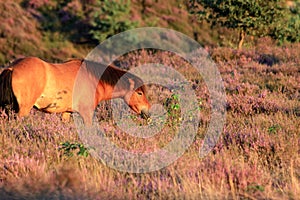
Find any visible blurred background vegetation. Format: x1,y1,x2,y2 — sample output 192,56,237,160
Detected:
0,1,299,199
0,0,299,65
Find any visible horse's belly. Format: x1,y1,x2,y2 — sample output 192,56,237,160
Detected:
34,92,72,113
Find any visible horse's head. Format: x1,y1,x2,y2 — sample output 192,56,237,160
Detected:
99,65,151,119
124,79,150,119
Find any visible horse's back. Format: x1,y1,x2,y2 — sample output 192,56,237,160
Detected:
10,57,81,115
35,59,81,113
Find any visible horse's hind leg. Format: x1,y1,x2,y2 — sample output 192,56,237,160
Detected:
12,84,39,118
62,112,72,122
13,90,41,117
11,67,45,118
17,104,34,117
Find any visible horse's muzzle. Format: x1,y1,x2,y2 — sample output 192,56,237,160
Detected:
141,109,150,120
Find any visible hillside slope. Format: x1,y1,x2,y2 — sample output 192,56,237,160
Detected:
0,0,214,66
0,1,88,65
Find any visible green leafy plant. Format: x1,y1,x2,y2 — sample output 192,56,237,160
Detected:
164,94,182,126
268,124,281,134
166,94,180,113
59,141,89,157
246,184,265,192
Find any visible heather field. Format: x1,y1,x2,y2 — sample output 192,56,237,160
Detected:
0,0,300,199
0,40,299,199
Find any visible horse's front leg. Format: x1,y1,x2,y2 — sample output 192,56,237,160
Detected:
62,112,72,123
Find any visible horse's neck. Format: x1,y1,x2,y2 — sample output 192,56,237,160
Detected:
101,66,128,99
87,64,129,102
97,82,127,101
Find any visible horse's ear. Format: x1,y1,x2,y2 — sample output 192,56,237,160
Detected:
128,78,135,90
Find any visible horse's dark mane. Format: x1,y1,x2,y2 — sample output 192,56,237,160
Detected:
83,60,146,93
7,57,25,67
63,59,83,64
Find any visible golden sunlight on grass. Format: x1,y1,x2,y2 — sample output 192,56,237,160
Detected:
0,42,299,199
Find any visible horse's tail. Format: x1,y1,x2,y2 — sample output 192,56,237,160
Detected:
0,69,19,113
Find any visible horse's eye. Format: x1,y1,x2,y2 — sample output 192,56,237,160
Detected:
137,91,143,96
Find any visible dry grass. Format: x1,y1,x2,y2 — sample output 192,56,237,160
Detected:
0,43,299,199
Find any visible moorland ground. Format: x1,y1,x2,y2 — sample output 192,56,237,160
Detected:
0,40,299,199
0,1,299,199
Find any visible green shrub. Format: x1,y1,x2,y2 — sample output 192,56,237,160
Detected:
89,0,138,43
271,1,300,44
190,0,299,48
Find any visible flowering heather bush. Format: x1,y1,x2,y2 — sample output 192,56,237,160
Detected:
0,44,299,199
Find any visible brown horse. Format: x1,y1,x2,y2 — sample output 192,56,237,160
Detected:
0,57,150,125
